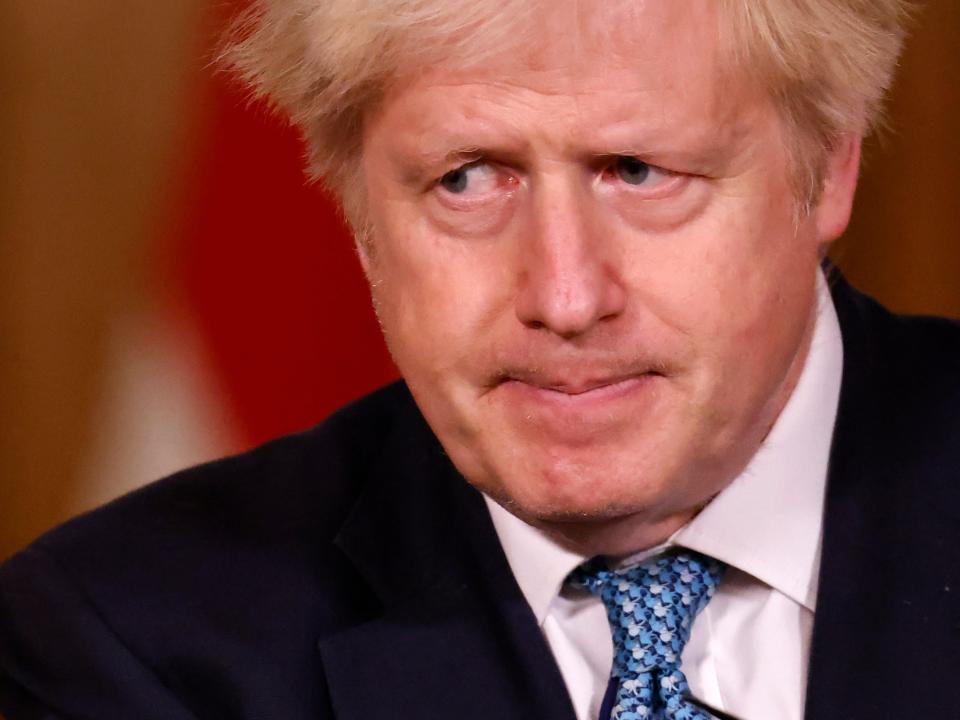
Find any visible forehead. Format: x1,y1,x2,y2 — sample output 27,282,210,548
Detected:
506,0,722,79
367,0,759,162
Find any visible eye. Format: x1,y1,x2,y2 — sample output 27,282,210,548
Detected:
610,155,676,186
602,156,683,193
437,161,500,196
614,156,652,185
440,167,469,193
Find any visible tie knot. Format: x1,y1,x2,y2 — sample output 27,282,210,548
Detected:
569,550,725,676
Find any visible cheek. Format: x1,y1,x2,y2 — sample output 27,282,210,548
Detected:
366,219,513,383
630,185,818,377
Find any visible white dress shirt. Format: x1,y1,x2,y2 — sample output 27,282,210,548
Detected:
484,272,843,720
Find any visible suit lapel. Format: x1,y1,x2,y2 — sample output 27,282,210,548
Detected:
805,274,960,718
319,391,577,720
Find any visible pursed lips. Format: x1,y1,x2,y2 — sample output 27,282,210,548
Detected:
516,374,648,395
494,371,661,409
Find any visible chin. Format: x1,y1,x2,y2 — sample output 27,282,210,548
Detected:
487,474,700,557
479,455,675,525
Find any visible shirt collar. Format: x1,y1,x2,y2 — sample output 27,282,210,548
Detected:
485,271,843,623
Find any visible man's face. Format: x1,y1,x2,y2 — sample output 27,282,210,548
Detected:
359,1,856,551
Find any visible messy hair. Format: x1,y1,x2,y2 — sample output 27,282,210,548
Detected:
222,0,910,229
719,0,910,212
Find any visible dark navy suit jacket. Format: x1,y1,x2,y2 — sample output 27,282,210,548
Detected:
1,278,959,719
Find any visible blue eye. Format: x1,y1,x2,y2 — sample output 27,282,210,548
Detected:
437,161,500,196
440,167,470,193
614,156,651,185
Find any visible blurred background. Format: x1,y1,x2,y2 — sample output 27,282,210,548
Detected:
1,1,957,560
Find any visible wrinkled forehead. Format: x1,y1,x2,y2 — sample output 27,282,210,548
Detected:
510,0,723,75
336,0,767,227
369,1,754,150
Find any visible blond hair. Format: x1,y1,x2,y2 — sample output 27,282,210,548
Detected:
720,0,910,210
222,0,910,227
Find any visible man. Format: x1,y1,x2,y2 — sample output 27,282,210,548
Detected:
1,1,957,718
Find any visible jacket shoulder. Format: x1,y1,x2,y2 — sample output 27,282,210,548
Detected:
835,283,960,427
0,380,414,719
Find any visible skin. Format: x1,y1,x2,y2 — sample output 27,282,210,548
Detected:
358,0,861,556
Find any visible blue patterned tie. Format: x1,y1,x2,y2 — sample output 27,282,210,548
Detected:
569,551,726,720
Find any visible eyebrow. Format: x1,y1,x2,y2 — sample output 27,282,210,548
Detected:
389,112,754,183
389,147,478,186
587,145,738,175
581,119,756,175
391,136,532,184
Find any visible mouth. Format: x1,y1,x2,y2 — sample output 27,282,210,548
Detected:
513,373,656,395
493,370,662,411
482,367,667,443
493,365,662,394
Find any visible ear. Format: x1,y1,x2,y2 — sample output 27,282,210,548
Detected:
814,133,862,244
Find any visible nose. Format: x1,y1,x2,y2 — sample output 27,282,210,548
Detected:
514,180,627,338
